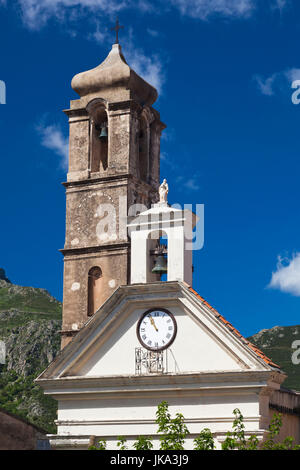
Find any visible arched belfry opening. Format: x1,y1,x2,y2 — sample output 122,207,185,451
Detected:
88,266,103,317
87,100,108,174
138,116,149,183
149,230,168,282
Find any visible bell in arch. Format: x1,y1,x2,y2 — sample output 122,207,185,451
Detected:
152,254,168,275
98,125,108,140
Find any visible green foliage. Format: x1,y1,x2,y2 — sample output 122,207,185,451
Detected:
261,413,282,450
89,440,107,450
0,285,62,315
221,410,300,451
0,281,62,434
156,400,189,450
248,325,300,391
0,365,57,433
193,428,215,450
222,408,250,450
133,436,153,450
88,402,300,451
261,413,300,450
117,436,128,450
246,435,260,450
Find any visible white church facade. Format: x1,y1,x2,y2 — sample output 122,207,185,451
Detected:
36,32,300,450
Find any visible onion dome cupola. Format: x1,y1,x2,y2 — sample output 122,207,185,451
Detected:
71,43,158,106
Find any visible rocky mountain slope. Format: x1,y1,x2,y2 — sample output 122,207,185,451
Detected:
0,270,61,433
248,324,300,391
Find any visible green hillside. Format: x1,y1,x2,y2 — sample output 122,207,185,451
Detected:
248,324,300,391
0,271,61,433
0,281,61,315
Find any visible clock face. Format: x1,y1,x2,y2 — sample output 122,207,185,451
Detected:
137,308,177,351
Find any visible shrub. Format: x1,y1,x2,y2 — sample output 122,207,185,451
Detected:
88,401,300,451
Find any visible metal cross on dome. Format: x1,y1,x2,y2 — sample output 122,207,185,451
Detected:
111,18,124,44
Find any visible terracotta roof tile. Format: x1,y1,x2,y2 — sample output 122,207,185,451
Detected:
183,282,281,369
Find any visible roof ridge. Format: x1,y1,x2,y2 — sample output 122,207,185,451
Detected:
182,282,281,370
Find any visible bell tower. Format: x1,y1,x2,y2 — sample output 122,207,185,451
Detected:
60,41,166,348
128,189,196,287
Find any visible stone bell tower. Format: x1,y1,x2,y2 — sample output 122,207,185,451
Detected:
60,40,166,348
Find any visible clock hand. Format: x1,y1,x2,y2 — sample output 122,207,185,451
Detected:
149,315,158,332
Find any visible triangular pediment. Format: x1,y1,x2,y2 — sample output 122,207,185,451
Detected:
37,282,279,383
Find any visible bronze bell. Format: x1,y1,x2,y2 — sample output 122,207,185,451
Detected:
98,126,108,140
152,254,168,275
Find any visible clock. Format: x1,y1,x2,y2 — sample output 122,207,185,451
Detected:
137,308,177,351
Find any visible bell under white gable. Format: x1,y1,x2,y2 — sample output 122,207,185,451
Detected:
128,202,198,285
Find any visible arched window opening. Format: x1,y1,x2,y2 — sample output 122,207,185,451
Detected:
138,118,148,182
148,120,158,185
88,266,103,316
91,108,108,173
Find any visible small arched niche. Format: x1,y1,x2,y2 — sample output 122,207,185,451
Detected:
87,100,108,174
87,266,103,316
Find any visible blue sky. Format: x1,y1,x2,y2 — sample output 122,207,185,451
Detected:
1,0,300,337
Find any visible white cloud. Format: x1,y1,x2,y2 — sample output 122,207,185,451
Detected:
268,253,300,296
253,73,278,96
161,128,175,142
147,28,160,37
184,178,201,191
285,68,300,83
175,174,201,191
121,28,166,94
136,0,154,13
1,0,291,30
271,0,290,12
88,23,109,44
160,151,168,162
125,47,165,94
11,0,126,29
254,67,300,97
170,0,255,20
37,124,69,171
161,154,201,191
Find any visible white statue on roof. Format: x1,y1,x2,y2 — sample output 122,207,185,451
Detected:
159,178,169,203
